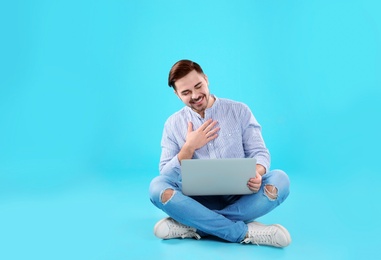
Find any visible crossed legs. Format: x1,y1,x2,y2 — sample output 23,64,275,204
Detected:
149,170,290,242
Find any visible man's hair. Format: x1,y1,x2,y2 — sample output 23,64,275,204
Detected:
168,59,204,89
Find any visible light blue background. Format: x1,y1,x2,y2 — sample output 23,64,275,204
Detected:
1,0,380,259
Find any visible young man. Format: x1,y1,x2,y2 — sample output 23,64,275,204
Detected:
149,60,291,247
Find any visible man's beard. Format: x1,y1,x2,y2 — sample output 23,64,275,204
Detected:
190,94,209,113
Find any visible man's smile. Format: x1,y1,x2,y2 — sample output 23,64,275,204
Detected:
191,96,204,105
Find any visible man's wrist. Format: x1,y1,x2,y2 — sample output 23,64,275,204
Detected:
183,142,196,154
256,164,266,176
178,142,195,162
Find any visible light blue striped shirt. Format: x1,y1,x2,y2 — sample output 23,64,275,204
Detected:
159,96,270,178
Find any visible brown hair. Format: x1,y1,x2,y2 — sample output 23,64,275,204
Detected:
168,60,204,89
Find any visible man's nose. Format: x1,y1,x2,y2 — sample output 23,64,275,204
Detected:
192,91,199,99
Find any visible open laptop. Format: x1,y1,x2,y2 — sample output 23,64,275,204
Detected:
181,158,257,196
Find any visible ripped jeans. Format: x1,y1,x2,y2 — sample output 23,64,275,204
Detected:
149,169,290,243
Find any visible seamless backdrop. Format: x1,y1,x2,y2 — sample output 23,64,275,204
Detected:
1,0,380,259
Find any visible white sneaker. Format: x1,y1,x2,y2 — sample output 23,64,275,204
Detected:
242,221,291,247
154,217,201,240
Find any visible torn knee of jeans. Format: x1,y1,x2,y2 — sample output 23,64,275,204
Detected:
160,189,175,204
264,185,278,200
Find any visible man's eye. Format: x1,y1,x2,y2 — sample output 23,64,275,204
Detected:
183,92,189,95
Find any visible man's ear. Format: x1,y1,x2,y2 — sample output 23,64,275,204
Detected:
204,74,209,85
174,89,181,99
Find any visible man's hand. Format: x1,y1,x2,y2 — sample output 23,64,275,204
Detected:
186,119,219,150
178,119,219,162
247,172,262,193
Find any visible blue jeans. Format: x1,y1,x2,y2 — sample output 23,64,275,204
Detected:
149,169,290,243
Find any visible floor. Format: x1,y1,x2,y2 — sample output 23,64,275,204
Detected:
1,165,380,260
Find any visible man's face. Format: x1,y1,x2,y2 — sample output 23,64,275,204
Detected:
174,70,212,116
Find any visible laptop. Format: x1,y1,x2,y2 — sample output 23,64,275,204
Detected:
181,158,257,196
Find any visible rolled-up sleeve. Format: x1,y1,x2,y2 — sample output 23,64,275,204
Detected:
241,105,271,173
159,120,182,178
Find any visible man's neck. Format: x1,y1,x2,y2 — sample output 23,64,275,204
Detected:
197,95,216,118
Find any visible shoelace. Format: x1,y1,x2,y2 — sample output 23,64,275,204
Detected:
241,227,277,246
168,221,201,240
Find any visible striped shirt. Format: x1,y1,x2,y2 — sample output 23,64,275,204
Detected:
159,95,270,178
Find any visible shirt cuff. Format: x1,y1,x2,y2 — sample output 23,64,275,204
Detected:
160,155,181,177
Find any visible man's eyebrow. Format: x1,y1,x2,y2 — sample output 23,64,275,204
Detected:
194,82,202,88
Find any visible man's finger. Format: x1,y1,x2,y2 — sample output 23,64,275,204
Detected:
206,133,218,141
200,119,214,130
187,122,193,133
203,120,218,132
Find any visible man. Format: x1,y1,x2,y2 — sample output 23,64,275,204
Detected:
149,59,291,247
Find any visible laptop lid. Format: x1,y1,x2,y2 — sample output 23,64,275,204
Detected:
181,158,257,196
